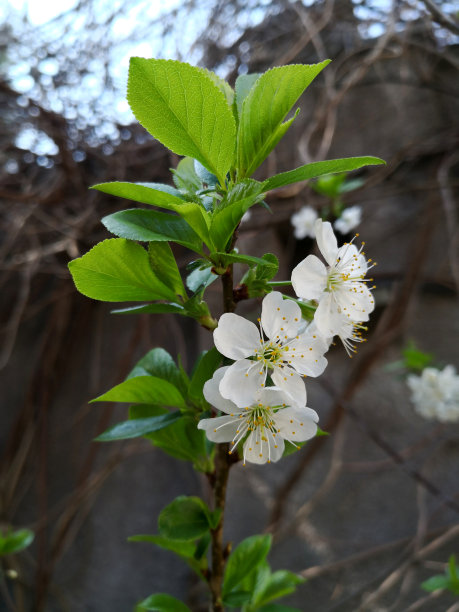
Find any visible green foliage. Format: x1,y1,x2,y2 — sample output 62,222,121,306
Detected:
186,263,218,294
240,254,280,298
0,528,34,556
91,376,186,409
95,412,181,442
172,157,201,194
210,180,265,250
148,242,186,299
102,209,203,253
158,496,214,541
234,73,261,118
188,348,222,403
402,341,434,372
135,593,191,612
127,58,236,186
68,239,177,302
263,156,385,191
422,555,459,596
127,348,189,397
237,62,330,177
223,535,272,599
312,172,363,199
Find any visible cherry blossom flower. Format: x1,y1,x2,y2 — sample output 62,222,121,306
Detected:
334,205,362,234
291,206,319,239
213,291,328,406
198,367,319,465
407,365,459,423
291,219,375,338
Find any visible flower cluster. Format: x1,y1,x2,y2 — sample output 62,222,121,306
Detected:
290,205,362,240
407,365,459,423
199,219,375,464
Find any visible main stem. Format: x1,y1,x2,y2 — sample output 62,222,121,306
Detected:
209,265,235,611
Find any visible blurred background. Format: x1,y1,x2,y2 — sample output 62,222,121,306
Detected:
1,0,459,610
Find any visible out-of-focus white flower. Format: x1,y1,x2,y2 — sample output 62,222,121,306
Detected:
213,291,328,406
291,206,318,239
198,367,319,465
334,205,362,234
291,219,375,338
407,365,459,423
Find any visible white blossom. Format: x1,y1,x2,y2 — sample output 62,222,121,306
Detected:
407,365,459,423
334,205,362,234
213,291,328,406
291,206,318,240
291,219,375,339
198,367,319,465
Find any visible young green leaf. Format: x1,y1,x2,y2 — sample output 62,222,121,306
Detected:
91,376,186,409
210,180,265,250
237,62,330,177
129,534,197,559
127,58,236,185
127,348,189,397
68,239,177,303
93,181,212,246
95,412,181,442
172,157,201,193
186,266,218,294
223,591,252,607
158,496,211,541
0,529,34,556
135,593,191,612
211,252,278,275
263,156,385,191
102,209,203,254
234,73,261,118
147,242,186,298
223,534,272,597
252,570,304,607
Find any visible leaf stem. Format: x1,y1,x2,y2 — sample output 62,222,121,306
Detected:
268,280,292,287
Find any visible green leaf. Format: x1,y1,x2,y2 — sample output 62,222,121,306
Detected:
256,254,279,281
158,496,211,541
68,239,178,303
210,180,265,250
253,571,304,607
237,62,330,177
421,575,451,592
172,157,201,193
136,593,191,612
223,534,272,596
102,209,203,253
189,348,222,402
111,303,185,315
93,181,211,246
263,156,385,191
448,555,459,583
129,534,196,559
91,376,186,409
142,412,210,468
204,68,235,107
0,529,34,556
402,341,434,372
127,348,188,397
186,266,218,294
235,73,261,118
127,58,236,185
95,412,181,442
147,242,186,298
223,591,252,607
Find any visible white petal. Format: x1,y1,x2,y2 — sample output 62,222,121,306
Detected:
274,406,318,442
203,367,241,414
315,219,338,266
337,243,367,276
335,282,374,321
286,334,328,377
258,386,303,409
271,367,307,406
242,428,284,465
314,293,344,337
219,359,265,407
198,415,242,443
213,313,260,359
261,292,302,339
291,255,328,301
